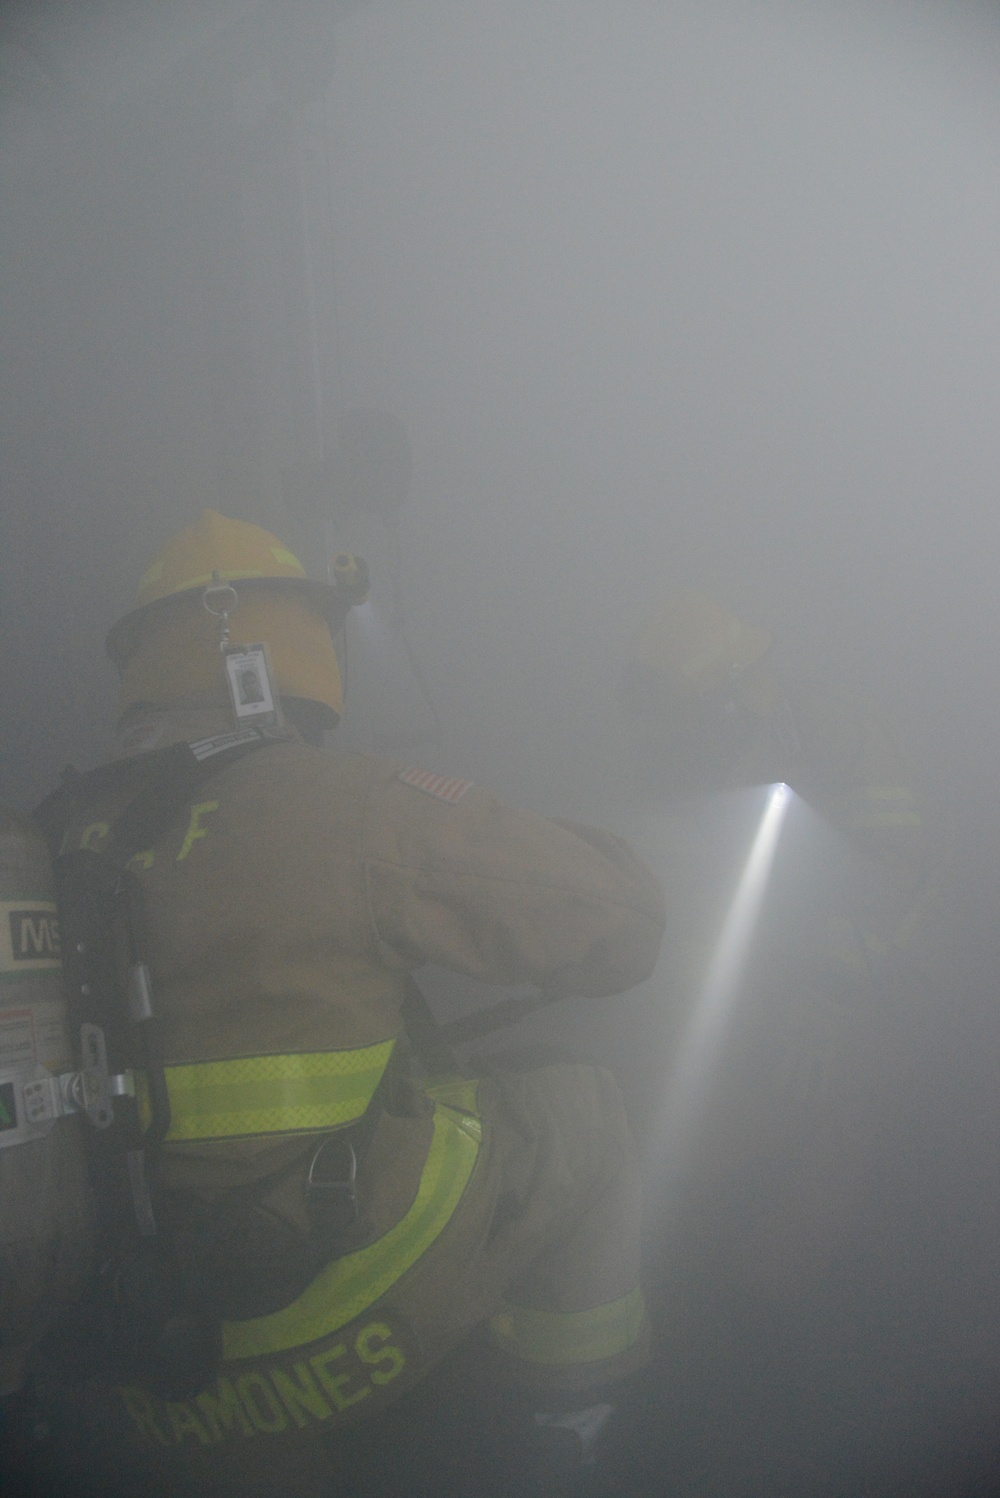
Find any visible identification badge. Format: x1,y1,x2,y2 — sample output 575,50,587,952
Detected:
223,644,284,732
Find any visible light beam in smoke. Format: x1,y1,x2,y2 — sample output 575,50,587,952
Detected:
655,781,793,1174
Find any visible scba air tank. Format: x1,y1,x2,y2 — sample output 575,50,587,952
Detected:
0,806,93,1395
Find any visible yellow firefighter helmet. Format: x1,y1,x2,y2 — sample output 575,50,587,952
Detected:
106,511,359,723
619,590,780,787
627,589,773,701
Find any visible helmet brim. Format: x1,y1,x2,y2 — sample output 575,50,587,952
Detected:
106,575,345,671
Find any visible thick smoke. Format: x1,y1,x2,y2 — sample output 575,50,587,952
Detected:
3,3,1000,1493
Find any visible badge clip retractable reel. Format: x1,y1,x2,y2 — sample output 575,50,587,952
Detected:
203,574,284,733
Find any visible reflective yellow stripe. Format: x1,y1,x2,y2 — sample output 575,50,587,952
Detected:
489,1286,647,1367
222,1091,482,1360
160,1041,396,1142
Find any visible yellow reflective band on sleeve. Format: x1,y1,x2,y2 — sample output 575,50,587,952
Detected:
839,785,922,830
222,1091,482,1360
160,1041,396,1142
488,1286,647,1367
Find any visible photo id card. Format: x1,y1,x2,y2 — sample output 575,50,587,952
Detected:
223,643,284,729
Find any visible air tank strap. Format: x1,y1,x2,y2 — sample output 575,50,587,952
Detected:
27,728,286,1220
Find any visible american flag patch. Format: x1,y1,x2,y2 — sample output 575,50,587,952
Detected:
397,767,473,804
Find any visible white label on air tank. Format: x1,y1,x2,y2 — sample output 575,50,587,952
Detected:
0,1006,35,1066
0,1001,71,1071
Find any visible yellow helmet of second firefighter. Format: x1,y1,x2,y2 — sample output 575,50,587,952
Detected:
622,588,777,717
629,589,772,698
106,510,348,724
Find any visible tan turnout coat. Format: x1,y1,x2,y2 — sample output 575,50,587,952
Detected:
65,704,665,1496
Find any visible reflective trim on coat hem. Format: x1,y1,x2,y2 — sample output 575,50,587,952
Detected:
222,1090,482,1360
488,1286,647,1367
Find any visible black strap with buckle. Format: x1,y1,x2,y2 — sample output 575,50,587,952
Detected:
305,1075,386,1246
307,1133,361,1238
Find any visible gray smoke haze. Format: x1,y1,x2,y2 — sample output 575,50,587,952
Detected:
3,3,1000,1493
4,2,1000,810
324,3,1000,800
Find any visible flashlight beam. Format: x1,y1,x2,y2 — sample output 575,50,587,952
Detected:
655,782,793,1172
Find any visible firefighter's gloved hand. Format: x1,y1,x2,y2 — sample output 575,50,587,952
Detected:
535,1402,614,1463
517,1402,615,1497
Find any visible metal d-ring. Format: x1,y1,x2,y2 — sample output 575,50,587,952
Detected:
202,574,239,651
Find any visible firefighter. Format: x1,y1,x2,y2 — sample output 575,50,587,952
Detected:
618,587,953,1302
619,587,952,981
53,511,665,1497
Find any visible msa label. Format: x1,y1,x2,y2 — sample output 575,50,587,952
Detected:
0,1080,17,1132
0,903,62,973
